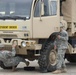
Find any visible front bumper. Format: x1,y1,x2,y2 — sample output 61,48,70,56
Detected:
0,38,42,55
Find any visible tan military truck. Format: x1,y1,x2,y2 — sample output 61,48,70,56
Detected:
0,0,76,72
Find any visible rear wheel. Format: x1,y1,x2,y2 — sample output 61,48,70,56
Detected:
0,61,17,69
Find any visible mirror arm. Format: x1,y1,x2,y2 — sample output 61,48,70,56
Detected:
40,0,42,21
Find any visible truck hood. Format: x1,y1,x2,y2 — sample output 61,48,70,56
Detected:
0,20,32,38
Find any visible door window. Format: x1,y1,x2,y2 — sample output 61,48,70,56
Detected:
34,0,57,17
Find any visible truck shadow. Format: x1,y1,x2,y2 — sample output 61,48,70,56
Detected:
66,62,76,68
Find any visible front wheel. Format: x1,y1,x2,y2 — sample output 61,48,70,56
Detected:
38,44,57,72
38,32,58,72
48,49,57,71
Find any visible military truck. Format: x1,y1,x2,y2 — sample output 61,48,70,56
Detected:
0,0,76,72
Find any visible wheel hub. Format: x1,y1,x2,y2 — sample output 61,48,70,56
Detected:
49,50,57,66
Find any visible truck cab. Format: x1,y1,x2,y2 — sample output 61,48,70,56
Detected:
0,0,60,56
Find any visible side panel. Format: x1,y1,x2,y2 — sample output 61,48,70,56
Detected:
33,17,59,38
32,0,60,38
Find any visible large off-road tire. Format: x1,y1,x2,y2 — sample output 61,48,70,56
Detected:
38,32,58,72
66,54,76,63
38,44,57,72
0,61,17,69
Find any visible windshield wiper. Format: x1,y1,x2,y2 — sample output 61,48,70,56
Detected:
0,16,26,20
11,16,26,20
0,16,14,20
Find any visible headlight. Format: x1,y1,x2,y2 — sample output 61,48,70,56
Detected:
21,41,26,47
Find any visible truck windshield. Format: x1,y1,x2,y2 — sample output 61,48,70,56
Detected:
0,0,32,20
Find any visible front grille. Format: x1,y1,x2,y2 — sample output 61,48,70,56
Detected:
4,45,12,51
0,34,17,38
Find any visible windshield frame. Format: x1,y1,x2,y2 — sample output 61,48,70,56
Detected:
0,0,33,20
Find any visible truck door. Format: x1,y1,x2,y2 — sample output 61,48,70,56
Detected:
32,0,60,38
